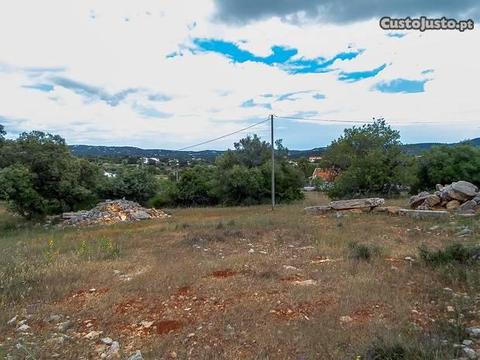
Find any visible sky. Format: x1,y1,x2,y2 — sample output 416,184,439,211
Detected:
0,0,479,150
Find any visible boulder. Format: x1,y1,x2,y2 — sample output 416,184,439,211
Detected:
398,209,449,219
452,180,478,197
425,194,441,208
304,206,332,215
409,192,430,209
458,200,478,212
442,181,478,202
446,200,461,210
473,195,480,205
329,198,384,210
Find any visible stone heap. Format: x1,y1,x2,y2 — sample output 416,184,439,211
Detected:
304,198,385,215
410,181,480,214
62,200,170,226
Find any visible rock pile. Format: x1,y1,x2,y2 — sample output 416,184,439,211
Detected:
410,181,480,214
62,200,170,226
305,198,385,215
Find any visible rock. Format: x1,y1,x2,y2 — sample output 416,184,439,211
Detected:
128,350,143,360
330,198,384,210
16,324,30,332
304,206,331,215
106,341,120,359
293,279,317,286
473,195,480,205
7,315,17,325
462,347,477,359
84,330,102,340
339,315,353,323
398,209,450,219
62,200,170,227
46,314,61,323
459,200,478,212
131,210,151,220
101,337,113,345
436,184,444,191
425,194,441,207
56,321,72,332
466,327,480,338
463,340,474,346
446,200,462,210
140,321,154,328
452,181,478,198
456,228,473,237
410,191,430,209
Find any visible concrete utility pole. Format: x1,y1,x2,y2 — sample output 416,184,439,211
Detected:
270,114,275,210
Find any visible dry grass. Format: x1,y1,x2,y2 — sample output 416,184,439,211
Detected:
0,194,479,359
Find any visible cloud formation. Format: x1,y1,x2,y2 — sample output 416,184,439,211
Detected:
213,0,480,24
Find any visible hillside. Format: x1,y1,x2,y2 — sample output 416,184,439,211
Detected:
70,138,480,159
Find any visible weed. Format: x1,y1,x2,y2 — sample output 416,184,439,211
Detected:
99,237,121,259
349,242,381,261
43,238,58,262
419,243,479,266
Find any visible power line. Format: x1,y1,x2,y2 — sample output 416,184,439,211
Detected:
176,118,270,151
273,115,450,125
274,115,375,124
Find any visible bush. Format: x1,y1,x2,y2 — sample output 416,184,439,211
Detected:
101,166,160,205
148,179,179,208
419,243,479,266
413,144,480,193
348,242,381,261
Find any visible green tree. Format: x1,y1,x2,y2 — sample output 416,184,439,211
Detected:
0,131,102,217
323,119,415,199
0,165,46,218
176,165,219,206
413,144,480,192
102,166,160,204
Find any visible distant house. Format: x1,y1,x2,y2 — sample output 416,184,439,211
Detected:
308,156,323,163
311,167,337,182
104,171,116,178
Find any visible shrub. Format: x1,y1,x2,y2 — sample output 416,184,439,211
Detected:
419,243,479,266
413,144,480,193
101,166,160,205
349,242,381,261
148,179,178,208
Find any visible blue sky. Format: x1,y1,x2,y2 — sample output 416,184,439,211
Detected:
0,0,478,149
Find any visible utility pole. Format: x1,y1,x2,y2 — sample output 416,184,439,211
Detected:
270,114,275,210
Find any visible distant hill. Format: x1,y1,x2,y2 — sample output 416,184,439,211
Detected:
70,138,480,160
69,145,223,161
402,138,480,155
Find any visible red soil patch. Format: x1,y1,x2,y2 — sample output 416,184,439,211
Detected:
156,320,183,335
58,288,110,306
114,297,164,317
211,270,238,278
271,298,335,320
176,286,192,296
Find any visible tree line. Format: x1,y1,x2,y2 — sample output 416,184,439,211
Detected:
1,121,479,219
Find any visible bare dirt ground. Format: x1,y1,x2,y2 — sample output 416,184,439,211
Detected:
1,195,479,359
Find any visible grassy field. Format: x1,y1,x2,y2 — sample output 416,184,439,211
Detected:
0,195,479,359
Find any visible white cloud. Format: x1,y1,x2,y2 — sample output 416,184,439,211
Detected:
0,0,479,149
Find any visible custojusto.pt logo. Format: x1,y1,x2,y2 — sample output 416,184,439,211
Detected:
380,16,474,32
